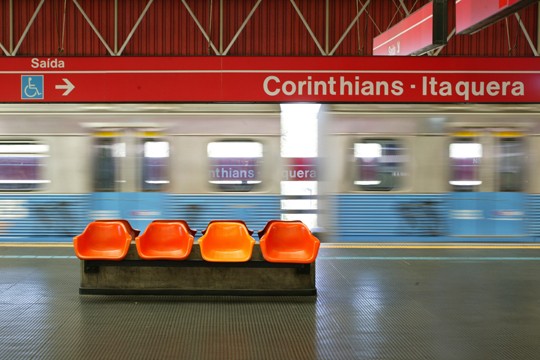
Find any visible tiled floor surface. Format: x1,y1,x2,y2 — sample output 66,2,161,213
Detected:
1,245,540,359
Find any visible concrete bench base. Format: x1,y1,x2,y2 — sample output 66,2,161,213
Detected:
79,244,316,296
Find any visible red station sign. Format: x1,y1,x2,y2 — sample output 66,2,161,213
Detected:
0,56,540,103
373,1,447,56
456,0,538,34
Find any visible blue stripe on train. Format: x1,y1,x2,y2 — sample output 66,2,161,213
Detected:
449,192,526,237
92,193,281,237
8,192,540,243
165,194,282,237
0,192,281,242
330,194,448,241
0,194,89,241
0,193,281,242
330,193,540,242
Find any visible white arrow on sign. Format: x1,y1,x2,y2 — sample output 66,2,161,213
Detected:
55,78,75,96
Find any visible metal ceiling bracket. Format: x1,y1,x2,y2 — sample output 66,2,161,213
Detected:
397,0,411,16
72,0,115,56
515,12,539,56
9,0,13,53
0,42,9,56
219,0,223,53
118,0,155,56
329,0,371,55
432,27,456,56
114,0,118,54
223,0,263,56
325,0,329,54
290,0,327,55
538,4,540,55
11,0,46,56
182,0,220,55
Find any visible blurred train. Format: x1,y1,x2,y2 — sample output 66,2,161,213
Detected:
320,104,540,242
2,103,540,243
0,104,281,241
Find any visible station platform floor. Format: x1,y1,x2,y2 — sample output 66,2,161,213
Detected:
1,242,540,360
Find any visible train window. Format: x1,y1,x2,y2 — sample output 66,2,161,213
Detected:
208,141,263,192
141,139,169,191
0,142,49,191
497,137,525,192
353,139,405,191
449,140,482,191
93,136,125,192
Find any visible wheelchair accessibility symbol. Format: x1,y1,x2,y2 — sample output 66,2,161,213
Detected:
21,75,44,100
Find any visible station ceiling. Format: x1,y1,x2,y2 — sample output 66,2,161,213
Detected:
0,0,538,57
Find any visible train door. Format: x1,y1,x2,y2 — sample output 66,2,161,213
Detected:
449,130,526,238
91,130,169,231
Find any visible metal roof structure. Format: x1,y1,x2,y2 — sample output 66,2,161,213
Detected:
0,0,538,57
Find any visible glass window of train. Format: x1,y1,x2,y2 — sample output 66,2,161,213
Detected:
0,142,49,191
353,139,405,191
93,137,125,192
449,140,482,191
497,137,525,192
142,139,169,191
207,141,263,192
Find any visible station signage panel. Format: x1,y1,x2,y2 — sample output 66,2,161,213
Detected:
373,0,448,56
456,0,538,34
0,56,540,103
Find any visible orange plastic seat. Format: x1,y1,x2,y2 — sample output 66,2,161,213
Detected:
73,221,132,260
202,220,254,235
96,219,140,238
198,221,255,262
135,220,195,260
257,219,302,238
259,221,320,264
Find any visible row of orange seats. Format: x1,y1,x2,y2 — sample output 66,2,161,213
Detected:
73,219,320,264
